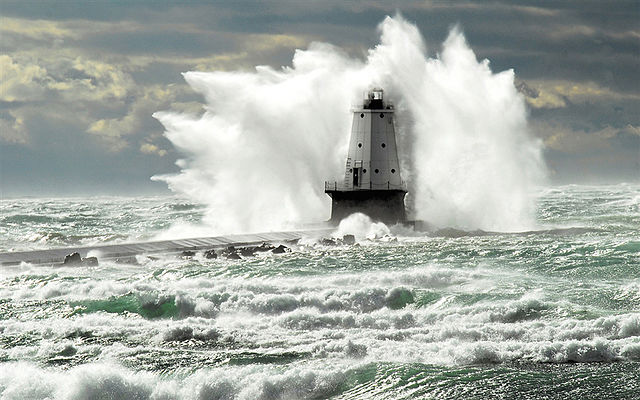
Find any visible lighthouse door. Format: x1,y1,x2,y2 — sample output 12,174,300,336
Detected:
353,168,360,187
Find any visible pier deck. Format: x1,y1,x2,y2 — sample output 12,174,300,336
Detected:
0,229,333,266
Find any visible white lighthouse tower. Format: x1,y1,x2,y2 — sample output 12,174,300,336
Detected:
325,88,407,224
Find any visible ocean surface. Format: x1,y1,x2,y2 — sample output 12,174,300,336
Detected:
1,183,639,399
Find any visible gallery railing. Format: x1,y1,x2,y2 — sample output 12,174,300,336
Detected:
324,181,406,191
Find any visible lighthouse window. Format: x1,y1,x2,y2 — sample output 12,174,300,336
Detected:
391,169,396,173
362,169,367,173
379,113,384,118
374,169,379,173
358,143,362,148
360,113,364,118
381,143,386,148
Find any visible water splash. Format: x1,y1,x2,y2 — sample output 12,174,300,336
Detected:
372,23,546,231
335,213,391,241
154,15,545,234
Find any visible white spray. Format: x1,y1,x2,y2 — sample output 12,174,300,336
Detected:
154,15,545,235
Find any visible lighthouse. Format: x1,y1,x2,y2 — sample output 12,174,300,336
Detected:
325,88,407,224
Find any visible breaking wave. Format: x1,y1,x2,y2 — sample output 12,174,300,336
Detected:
154,15,544,234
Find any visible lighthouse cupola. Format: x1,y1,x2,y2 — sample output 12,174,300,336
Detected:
325,88,407,224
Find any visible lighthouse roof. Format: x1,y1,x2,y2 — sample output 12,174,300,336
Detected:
363,88,391,110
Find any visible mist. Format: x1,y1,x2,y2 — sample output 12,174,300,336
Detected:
154,15,545,235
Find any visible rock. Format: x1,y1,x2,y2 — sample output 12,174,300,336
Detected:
320,238,337,246
181,250,196,257
271,244,290,254
255,243,275,252
82,256,99,266
62,253,98,266
115,256,139,265
203,250,217,259
342,234,356,245
221,245,243,259
63,252,82,265
239,247,256,257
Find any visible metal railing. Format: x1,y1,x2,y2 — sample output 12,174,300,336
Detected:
324,181,406,191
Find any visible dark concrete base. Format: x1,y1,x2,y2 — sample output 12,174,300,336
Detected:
325,189,407,225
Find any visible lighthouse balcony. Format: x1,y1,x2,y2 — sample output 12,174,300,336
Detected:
323,181,407,224
324,181,406,192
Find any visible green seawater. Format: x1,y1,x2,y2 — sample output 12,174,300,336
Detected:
0,184,638,399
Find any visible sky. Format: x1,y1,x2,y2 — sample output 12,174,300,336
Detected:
1,0,638,197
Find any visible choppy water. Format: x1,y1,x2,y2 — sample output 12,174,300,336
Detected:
1,184,639,399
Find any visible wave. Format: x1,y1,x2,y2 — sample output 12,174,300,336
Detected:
0,362,349,400
2,352,640,400
429,226,602,238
